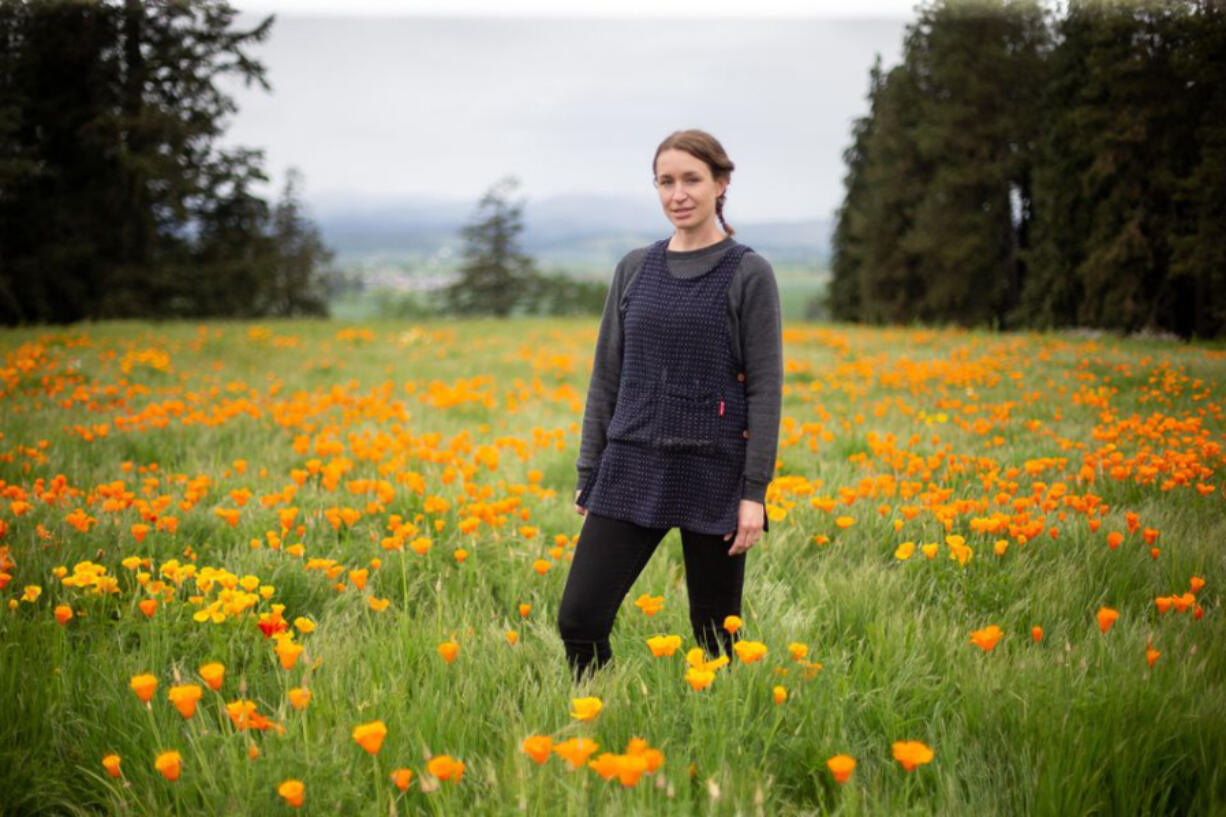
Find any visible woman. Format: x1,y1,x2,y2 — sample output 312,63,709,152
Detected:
557,129,783,681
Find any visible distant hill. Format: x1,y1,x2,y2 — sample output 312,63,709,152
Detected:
312,192,831,277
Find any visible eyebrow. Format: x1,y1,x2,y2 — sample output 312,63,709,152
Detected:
658,171,702,179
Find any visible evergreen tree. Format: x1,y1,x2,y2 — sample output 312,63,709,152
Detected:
1168,0,1226,338
185,147,276,318
1064,1,1195,333
0,0,335,323
444,175,537,317
103,0,275,317
826,56,881,322
855,60,927,324
898,0,1048,327
0,1,122,323
1015,1,1096,329
263,168,335,316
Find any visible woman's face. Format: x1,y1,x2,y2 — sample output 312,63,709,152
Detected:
654,148,727,232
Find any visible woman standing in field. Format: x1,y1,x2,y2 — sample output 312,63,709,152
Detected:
558,129,783,681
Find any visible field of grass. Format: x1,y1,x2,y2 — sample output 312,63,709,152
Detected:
1,319,1223,816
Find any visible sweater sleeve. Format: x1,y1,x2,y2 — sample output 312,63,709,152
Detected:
575,254,632,496
737,253,783,504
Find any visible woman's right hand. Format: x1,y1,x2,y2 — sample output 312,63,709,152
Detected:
574,489,587,517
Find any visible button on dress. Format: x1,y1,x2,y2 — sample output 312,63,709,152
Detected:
577,238,768,535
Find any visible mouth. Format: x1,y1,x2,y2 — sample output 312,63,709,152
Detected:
673,208,694,218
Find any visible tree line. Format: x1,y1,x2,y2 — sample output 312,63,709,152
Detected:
828,0,1226,339
0,0,334,324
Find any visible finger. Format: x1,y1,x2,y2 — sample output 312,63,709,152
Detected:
728,528,747,556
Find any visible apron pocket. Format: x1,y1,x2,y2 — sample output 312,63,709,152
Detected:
655,389,722,452
606,382,656,444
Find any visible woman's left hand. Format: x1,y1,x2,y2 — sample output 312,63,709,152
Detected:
723,499,765,556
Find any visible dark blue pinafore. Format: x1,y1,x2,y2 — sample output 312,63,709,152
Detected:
577,238,768,536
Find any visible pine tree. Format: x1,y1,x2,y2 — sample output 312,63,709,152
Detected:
105,0,274,317
444,175,537,317
854,60,927,324
1168,0,1226,338
826,56,881,322
898,0,1048,327
1015,1,1095,329
263,168,335,317
1074,1,1190,332
0,1,122,323
0,0,338,324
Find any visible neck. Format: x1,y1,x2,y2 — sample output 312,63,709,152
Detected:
668,222,728,252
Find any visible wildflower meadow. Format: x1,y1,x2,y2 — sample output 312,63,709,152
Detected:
1,320,1223,816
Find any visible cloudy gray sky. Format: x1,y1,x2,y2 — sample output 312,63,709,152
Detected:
224,2,914,224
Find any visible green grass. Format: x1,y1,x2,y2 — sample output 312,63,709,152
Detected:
0,318,1223,816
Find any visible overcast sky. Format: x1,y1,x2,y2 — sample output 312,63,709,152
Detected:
223,1,916,223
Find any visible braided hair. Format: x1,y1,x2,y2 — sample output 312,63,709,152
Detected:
653,129,736,237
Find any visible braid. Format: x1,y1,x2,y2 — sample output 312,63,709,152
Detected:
716,195,735,237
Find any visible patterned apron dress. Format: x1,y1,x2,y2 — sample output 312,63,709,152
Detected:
577,238,769,536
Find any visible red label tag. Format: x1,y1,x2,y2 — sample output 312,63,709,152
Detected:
719,400,725,416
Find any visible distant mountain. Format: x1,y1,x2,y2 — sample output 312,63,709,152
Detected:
311,192,831,275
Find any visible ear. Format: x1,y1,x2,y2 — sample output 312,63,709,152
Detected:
718,180,728,198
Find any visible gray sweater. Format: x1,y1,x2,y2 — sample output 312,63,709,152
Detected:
576,236,783,504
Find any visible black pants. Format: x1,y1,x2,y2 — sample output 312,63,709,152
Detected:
556,510,746,681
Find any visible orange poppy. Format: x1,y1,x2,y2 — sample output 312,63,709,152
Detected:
646,635,682,657
1096,606,1119,634
154,750,182,781
352,720,387,755
427,755,464,783
390,768,414,792
277,779,304,808
733,640,768,663
199,662,225,690
167,684,203,719
130,673,157,704
275,639,304,670
553,737,600,770
685,668,715,691
969,625,1003,652
826,754,855,784
521,735,553,764
891,740,933,772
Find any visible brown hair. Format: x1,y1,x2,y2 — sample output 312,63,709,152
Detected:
652,129,736,237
